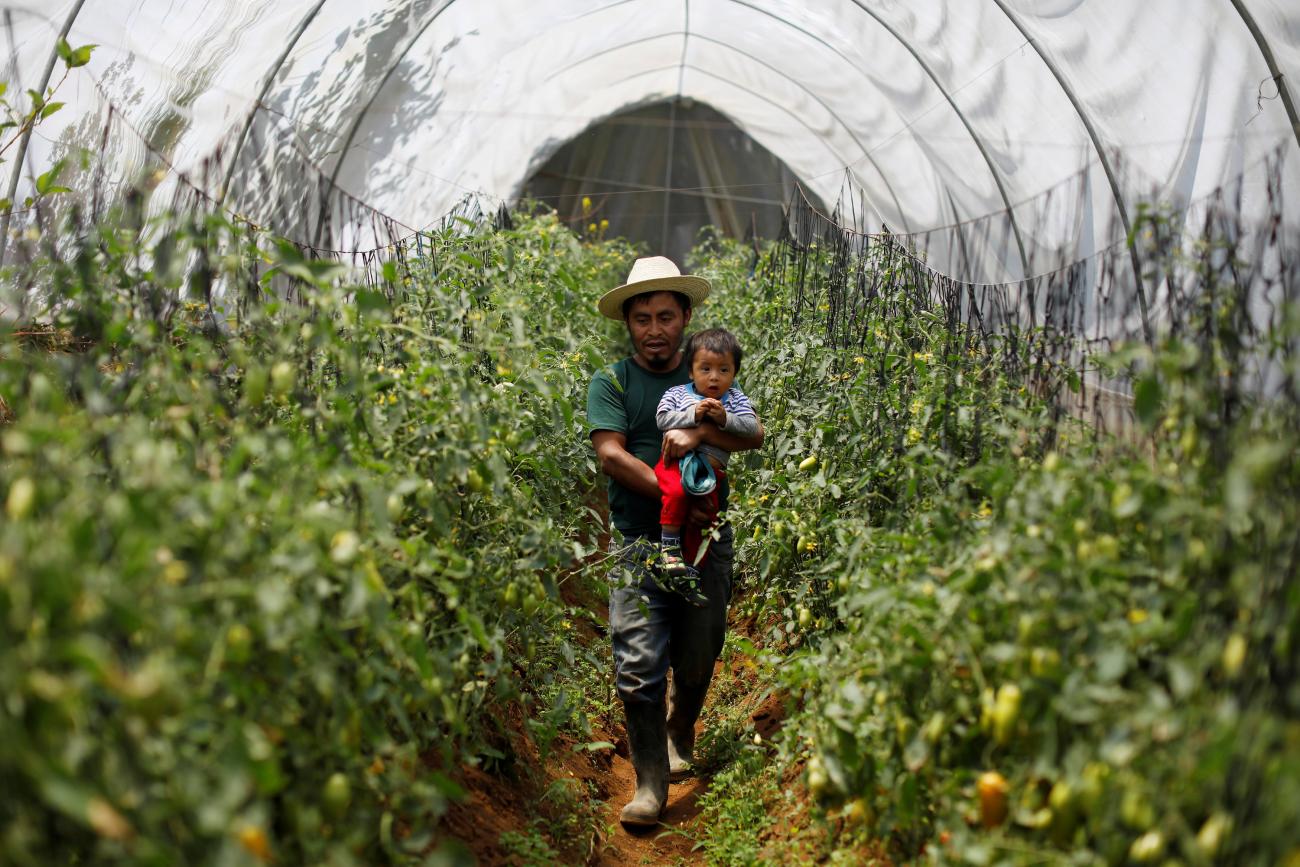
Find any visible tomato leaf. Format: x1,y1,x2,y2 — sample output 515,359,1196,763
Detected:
35,160,68,196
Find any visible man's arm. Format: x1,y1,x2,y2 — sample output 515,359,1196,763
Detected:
661,420,764,459
591,430,661,500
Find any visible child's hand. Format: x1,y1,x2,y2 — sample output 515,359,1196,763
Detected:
698,398,726,425
694,401,711,422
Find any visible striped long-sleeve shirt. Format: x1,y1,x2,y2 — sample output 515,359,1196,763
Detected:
656,383,759,468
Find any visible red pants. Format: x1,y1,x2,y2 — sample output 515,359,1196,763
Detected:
654,456,722,566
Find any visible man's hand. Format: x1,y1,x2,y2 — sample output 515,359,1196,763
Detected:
686,502,718,528
661,426,704,459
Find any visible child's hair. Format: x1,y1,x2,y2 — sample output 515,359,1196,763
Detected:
684,328,743,373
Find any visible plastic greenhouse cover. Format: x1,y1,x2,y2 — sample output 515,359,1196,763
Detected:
5,0,1300,280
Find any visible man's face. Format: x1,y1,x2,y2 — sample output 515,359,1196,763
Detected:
625,292,691,370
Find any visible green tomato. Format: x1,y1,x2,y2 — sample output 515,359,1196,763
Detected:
1030,647,1061,678
1048,780,1078,841
1222,633,1247,678
5,477,35,520
1121,787,1155,831
1129,831,1166,863
386,492,405,521
1017,613,1042,644
270,361,295,396
243,367,268,406
1078,762,1110,812
330,530,360,565
226,623,253,664
322,772,351,820
502,583,520,607
978,689,995,734
992,683,1022,745
1195,812,1231,857
806,756,829,798
922,711,946,744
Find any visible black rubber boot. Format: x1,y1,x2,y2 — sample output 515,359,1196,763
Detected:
620,700,670,828
666,679,710,781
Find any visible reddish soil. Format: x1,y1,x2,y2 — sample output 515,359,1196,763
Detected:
437,691,716,865
592,726,711,866
437,511,787,865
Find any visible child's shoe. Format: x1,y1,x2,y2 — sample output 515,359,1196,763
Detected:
660,542,696,578
660,542,708,607
672,570,710,608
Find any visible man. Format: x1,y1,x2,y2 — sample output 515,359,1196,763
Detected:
586,256,764,828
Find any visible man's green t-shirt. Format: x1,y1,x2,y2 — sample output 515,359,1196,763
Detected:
587,356,689,537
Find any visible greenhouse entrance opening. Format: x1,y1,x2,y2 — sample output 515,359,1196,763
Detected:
520,99,824,263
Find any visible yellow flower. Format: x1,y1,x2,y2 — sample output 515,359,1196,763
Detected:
587,223,597,233
581,196,592,212
906,427,922,445
853,356,865,364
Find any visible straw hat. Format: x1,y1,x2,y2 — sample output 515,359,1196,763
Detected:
597,256,711,320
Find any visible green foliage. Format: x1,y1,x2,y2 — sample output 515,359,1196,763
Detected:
0,40,96,209
498,777,604,865
3,187,1296,867
0,208,635,864
55,38,97,70
686,227,1300,865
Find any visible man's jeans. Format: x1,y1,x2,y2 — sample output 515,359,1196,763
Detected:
608,526,734,707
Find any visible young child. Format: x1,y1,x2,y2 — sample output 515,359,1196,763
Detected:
654,328,759,595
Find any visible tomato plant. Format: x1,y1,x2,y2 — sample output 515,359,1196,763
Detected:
0,207,635,864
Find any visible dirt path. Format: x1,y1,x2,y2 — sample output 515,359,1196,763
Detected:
592,720,711,866
582,576,711,865
441,526,746,865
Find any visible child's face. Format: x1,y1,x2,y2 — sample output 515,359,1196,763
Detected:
690,348,737,399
